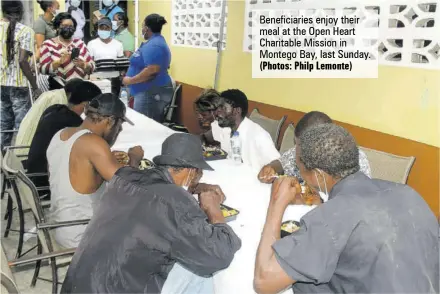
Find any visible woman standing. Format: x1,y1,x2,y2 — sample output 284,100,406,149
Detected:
39,13,94,89
122,14,173,123
34,0,59,59
0,0,40,148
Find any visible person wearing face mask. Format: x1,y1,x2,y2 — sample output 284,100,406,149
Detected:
122,13,173,123
66,0,85,40
99,0,124,24
46,93,143,248
258,111,372,201
87,18,123,61
39,12,95,89
201,89,280,171
34,0,60,59
113,12,135,57
61,132,241,294
254,123,439,294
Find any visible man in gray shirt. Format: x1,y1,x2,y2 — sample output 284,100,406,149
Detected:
254,124,439,294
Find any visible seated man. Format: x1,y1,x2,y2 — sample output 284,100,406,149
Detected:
201,89,279,170
258,111,371,199
47,93,143,248
61,133,241,293
194,89,221,133
15,78,84,157
27,81,102,196
254,124,439,294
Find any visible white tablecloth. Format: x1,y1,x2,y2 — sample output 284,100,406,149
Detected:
113,109,316,294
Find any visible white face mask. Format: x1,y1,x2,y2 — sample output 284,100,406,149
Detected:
314,169,329,202
103,0,114,7
112,20,120,31
70,0,81,8
182,169,193,191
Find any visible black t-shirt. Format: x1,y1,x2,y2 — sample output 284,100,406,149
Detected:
27,105,83,189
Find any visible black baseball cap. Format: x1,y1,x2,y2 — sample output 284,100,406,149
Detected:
87,93,134,125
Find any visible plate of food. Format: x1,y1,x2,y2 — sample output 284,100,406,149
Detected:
301,184,323,206
139,158,155,170
220,204,239,222
113,150,130,166
203,145,228,161
281,220,300,238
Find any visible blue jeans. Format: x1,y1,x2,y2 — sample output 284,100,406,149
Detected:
133,85,174,123
161,263,214,294
0,86,31,148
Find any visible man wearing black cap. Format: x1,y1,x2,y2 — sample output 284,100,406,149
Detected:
61,133,241,294
27,80,102,197
46,93,144,248
87,17,123,61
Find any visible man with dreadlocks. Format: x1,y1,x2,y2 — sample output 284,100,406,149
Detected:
0,0,41,148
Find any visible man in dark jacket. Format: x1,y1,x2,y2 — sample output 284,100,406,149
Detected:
26,81,102,196
61,133,242,293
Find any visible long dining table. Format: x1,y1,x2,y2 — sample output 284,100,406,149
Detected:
112,109,317,294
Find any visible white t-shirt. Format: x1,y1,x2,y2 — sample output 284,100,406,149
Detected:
66,3,86,39
87,38,124,61
212,117,280,171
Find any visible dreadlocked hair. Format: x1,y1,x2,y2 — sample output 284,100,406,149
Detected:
2,1,24,65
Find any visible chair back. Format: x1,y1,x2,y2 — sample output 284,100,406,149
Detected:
2,150,32,213
249,109,286,146
165,84,182,123
279,123,295,154
359,147,416,184
1,243,18,294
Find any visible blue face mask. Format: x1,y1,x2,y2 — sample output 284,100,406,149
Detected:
98,30,111,40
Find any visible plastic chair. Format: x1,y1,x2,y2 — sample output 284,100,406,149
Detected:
279,123,295,155
249,108,286,146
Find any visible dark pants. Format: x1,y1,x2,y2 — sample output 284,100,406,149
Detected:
0,86,31,148
133,85,174,123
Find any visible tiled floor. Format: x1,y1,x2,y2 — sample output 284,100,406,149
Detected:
1,194,68,294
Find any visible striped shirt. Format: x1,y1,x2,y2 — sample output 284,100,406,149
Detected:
0,21,35,87
39,38,95,81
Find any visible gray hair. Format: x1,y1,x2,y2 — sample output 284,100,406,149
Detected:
298,124,360,179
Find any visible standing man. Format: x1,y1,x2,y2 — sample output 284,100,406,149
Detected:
1,0,41,149
87,18,124,61
113,12,135,57
47,93,143,248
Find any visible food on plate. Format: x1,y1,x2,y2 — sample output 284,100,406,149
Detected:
301,184,322,206
202,145,227,159
281,221,300,234
220,204,239,220
139,159,154,170
113,151,129,165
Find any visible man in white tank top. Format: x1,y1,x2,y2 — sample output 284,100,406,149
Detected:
47,93,144,248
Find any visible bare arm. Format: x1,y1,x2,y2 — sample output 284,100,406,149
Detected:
123,65,160,85
254,203,296,294
123,50,133,58
87,136,123,181
19,49,38,89
35,34,45,59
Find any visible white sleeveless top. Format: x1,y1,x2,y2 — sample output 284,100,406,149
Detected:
47,129,106,248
